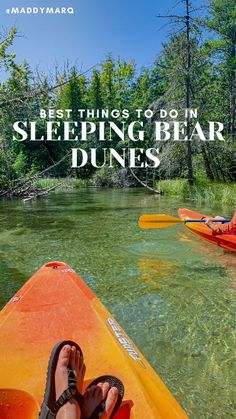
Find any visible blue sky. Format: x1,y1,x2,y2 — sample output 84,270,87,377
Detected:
1,0,205,76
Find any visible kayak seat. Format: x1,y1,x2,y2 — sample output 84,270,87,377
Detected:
114,400,133,418
45,261,67,268
0,389,39,419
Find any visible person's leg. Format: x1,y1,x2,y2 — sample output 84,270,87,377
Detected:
55,344,85,419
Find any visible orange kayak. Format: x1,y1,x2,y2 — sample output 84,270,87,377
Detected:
178,208,236,252
0,261,187,419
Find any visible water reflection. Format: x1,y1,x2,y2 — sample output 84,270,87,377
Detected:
138,258,178,290
179,229,236,294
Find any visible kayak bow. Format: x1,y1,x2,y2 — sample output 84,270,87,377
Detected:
179,208,236,252
0,262,187,418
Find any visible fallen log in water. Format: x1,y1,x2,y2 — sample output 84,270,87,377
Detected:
0,152,71,201
22,182,64,202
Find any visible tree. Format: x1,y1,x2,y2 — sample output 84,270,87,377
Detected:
0,28,20,73
206,0,236,139
88,69,103,109
156,0,204,185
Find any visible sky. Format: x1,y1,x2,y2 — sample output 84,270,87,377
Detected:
0,0,206,76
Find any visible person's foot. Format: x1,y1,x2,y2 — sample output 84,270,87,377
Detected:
55,344,85,419
82,383,118,419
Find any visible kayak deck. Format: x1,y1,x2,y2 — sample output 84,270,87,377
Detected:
0,261,187,418
178,208,236,252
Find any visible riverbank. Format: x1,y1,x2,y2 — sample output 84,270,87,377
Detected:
37,177,90,190
36,167,134,191
36,176,236,208
156,179,236,206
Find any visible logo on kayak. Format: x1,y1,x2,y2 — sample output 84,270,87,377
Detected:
61,268,75,273
9,295,22,303
107,318,146,369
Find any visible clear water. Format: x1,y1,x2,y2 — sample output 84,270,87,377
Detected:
0,189,235,418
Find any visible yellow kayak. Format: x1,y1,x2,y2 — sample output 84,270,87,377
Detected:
0,261,188,418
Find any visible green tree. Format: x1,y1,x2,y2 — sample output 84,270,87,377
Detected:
206,0,236,139
100,56,115,109
88,69,103,109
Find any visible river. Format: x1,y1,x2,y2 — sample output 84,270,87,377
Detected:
0,188,235,418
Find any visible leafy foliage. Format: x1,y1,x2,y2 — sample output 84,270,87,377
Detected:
0,0,235,193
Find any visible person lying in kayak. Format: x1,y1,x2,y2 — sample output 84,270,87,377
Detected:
205,214,236,235
39,340,123,419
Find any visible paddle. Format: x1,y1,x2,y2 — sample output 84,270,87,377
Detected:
139,214,231,229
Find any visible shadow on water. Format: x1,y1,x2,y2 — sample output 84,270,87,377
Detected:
0,189,235,418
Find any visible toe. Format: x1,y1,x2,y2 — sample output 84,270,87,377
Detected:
78,352,83,369
70,346,76,367
55,345,72,401
83,386,95,400
81,362,86,377
57,344,71,368
97,382,110,401
101,387,118,419
75,348,79,366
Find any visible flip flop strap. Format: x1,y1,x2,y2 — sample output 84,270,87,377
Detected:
52,384,84,414
68,366,77,386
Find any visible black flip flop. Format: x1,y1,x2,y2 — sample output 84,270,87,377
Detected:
84,375,124,419
39,340,84,419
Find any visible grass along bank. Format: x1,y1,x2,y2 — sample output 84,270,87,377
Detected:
36,176,236,208
156,179,236,206
36,178,92,191
36,168,134,191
